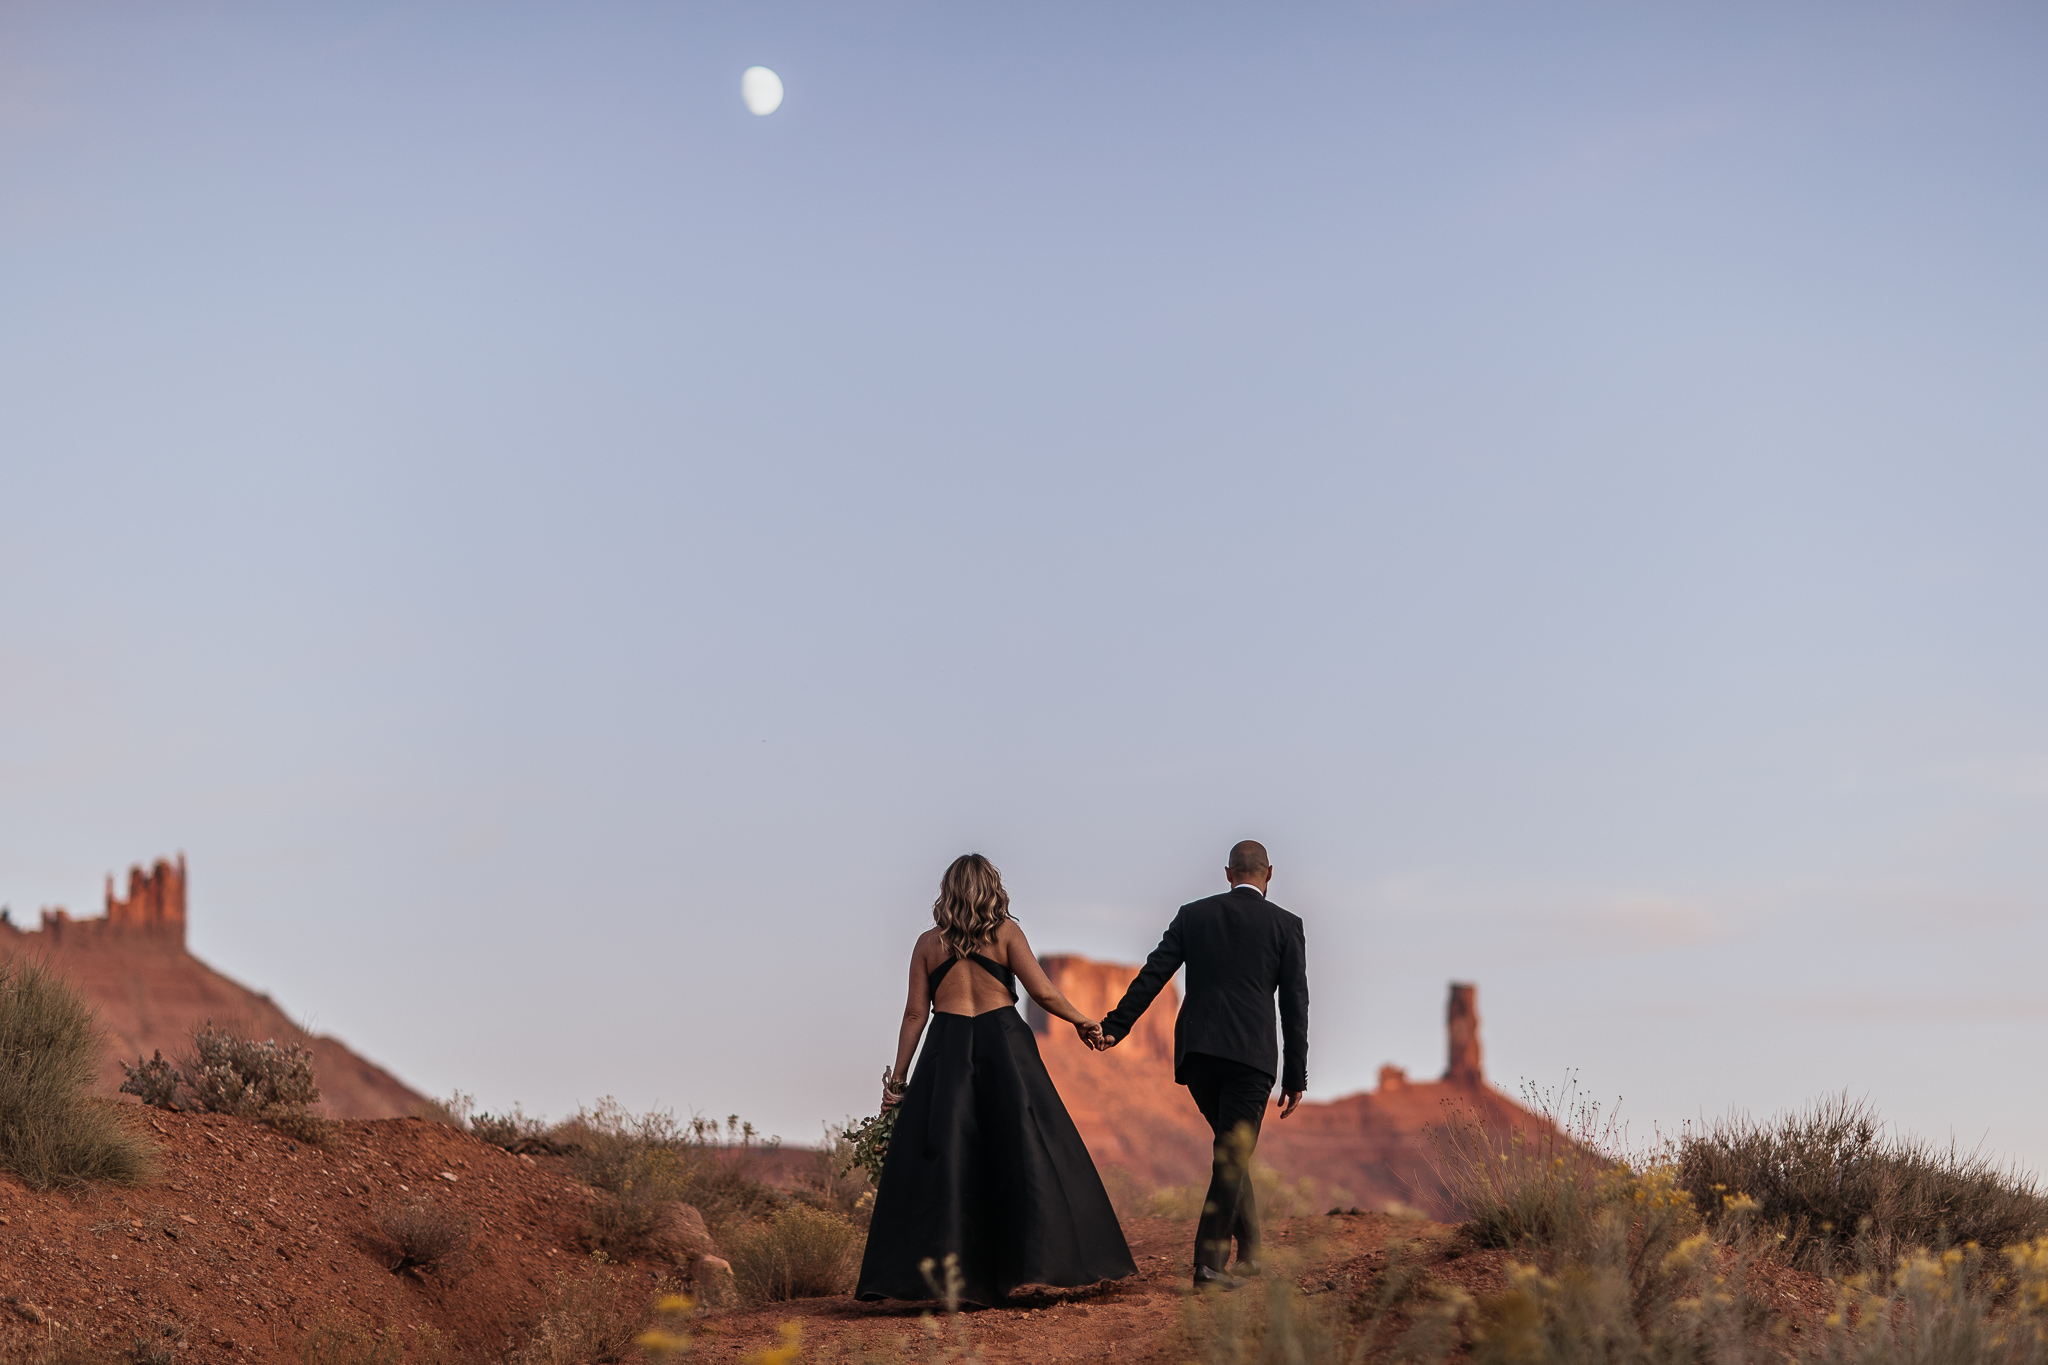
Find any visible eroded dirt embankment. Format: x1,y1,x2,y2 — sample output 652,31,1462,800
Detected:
0,1112,652,1362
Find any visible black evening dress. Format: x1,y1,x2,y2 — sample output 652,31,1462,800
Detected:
855,951,1137,1305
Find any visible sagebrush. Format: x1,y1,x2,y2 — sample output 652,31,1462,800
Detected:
374,1199,474,1276
729,1203,863,1304
1673,1094,2048,1274
0,957,154,1189
122,1018,334,1142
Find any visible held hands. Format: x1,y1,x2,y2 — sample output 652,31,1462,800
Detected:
1074,1019,1117,1052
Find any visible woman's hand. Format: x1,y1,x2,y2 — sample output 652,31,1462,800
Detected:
880,1070,907,1111
1073,1019,1105,1050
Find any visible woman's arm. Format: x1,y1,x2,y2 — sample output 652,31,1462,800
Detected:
885,936,933,1108
1003,923,1104,1045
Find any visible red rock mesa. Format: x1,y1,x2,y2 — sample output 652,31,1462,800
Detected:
1029,956,1551,1216
2,856,424,1119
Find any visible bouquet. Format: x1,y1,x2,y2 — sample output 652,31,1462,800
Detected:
842,1067,903,1185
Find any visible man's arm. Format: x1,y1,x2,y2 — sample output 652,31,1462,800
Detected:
1100,912,1186,1043
1278,915,1309,1100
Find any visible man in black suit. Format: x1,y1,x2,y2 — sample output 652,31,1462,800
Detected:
1096,840,1309,1288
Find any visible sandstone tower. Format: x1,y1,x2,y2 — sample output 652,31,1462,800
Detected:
1445,980,1483,1086
33,855,187,944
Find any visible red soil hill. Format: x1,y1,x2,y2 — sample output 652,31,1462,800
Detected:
1,856,425,1119
1026,957,1550,1216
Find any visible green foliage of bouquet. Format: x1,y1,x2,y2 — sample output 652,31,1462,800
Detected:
841,1068,902,1186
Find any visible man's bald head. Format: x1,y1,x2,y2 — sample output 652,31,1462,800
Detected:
1228,841,1271,876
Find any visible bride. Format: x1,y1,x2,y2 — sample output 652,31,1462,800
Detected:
855,853,1137,1304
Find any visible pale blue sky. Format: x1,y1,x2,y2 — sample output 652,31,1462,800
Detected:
3,3,2045,1171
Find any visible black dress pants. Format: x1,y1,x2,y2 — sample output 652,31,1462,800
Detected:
1181,1052,1273,1271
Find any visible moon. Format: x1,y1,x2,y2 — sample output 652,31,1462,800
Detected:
741,67,784,116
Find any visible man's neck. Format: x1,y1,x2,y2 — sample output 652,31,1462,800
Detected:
1231,882,1266,896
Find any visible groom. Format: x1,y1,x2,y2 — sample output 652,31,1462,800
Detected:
1096,840,1309,1288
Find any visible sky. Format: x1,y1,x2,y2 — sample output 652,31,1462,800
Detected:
2,3,2045,1175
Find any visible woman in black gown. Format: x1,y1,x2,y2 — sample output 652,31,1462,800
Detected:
855,853,1137,1305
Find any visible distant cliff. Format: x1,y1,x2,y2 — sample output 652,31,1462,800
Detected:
1029,956,1551,1215
2,856,424,1120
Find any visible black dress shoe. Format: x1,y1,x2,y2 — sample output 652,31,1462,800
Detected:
1192,1266,1242,1291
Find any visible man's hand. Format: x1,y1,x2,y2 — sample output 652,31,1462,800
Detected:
1094,1021,1120,1050
1277,1091,1303,1119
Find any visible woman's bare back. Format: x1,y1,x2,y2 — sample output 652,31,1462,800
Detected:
920,925,1018,1017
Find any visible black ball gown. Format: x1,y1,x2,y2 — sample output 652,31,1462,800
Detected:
855,951,1137,1305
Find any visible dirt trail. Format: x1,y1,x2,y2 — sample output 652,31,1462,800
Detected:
694,1213,1501,1363
697,1211,1838,1364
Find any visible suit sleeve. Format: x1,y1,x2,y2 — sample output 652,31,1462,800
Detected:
1279,915,1309,1094
1101,911,1186,1042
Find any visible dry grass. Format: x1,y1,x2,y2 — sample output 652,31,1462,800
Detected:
1802,1238,2048,1365
0,957,155,1190
559,1101,782,1256
374,1199,475,1276
1427,1080,1627,1253
729,1203,864,1304
503,1256,653,1365
805,1124,877,1225
1673,1094,2048,1274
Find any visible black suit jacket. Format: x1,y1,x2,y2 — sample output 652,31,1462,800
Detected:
1101,886,1309,1094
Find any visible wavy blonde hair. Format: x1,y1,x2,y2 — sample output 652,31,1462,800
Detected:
932,853,1013,958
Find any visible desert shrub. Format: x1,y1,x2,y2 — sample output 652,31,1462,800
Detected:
118,1050,181,1110
151,1019,339,1144
415,1090,560,1152
1467,1220,1758,1365
260,1102,341,1147
1098,1165,1148,1223
729,1203,863,1303
374,1199,475,1276
504,1256,651,1365
414,1090,472,1128
182,1020,321,1114
471,1105,559,1154
1673,1095,2048,1274
808,1123,876,1223
0,958,155,1190
1149,1181,1207,1220
560,1101,781,1255
1798,1238,2048,1365
1428,1080,1634,1253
